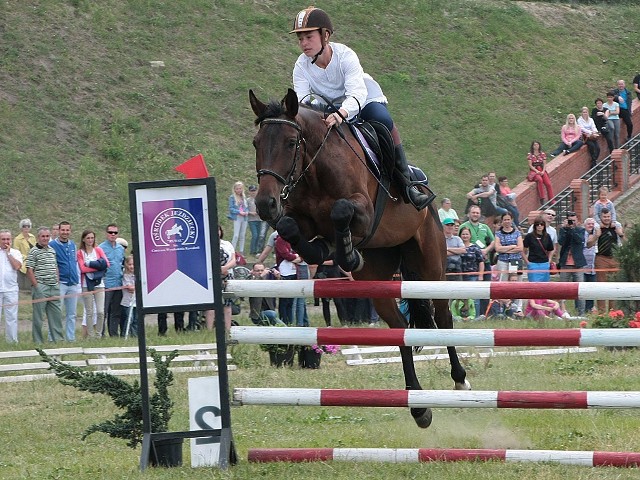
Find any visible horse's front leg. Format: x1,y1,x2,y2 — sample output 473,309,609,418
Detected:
330,198,371,272
276,216,330,265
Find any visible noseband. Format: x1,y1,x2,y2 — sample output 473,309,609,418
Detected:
256,118,304,201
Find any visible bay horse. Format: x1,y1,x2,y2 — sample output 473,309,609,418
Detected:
249,88,470,428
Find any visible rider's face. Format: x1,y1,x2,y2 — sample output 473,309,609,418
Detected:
297,31,322,57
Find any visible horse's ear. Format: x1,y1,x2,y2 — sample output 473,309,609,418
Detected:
249,89,266,117
282,88,299,119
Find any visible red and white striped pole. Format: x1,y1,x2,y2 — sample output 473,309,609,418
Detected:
226,279,640,300
233,388,640,409
248,447,640,467
230,326,640,347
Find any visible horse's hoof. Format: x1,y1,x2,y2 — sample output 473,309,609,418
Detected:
330,199,355,232
454,380,471,390
276,216,300,245
411,407,432,429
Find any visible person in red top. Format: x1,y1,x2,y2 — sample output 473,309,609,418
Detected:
274,235,302,325
526,140,554,205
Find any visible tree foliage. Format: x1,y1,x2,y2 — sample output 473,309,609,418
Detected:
37,348,177,448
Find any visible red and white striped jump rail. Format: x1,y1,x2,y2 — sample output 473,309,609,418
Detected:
229,326,640,347
233,388,640,409
248,447,640,467
226,279,640,300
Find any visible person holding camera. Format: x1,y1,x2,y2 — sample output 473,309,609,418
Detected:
248,262,283,326
443,218,465,282
591,98,613,154
558,212,587,317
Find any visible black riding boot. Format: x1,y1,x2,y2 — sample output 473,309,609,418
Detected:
393,145,435,210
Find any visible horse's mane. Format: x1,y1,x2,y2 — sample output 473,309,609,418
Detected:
253,100,286,126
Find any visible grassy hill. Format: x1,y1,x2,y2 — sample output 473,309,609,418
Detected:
1,0,640,238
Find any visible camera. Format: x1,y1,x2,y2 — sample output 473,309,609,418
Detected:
568,219,574,225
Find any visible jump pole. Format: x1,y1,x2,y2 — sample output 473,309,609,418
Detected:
233,388,640,409
230,326,640,347
248,447,640,467
226,279,640,300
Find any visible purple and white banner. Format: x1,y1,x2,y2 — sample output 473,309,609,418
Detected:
135,184,214,308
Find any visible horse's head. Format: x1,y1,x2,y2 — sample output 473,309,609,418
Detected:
249,88,302,226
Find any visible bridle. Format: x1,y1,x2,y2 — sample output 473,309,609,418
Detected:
256,117,331,200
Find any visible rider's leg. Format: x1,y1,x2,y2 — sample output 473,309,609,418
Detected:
361,102,434,210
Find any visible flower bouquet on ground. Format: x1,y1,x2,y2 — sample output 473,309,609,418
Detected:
298,344,340,369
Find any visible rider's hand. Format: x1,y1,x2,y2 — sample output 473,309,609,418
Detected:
324,109,346,128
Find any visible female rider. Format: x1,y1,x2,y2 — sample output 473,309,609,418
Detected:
290,6,431,210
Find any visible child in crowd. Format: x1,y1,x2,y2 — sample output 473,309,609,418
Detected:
486,298,518,319
450,299,475,322
523,298,570,320
120,255,137,337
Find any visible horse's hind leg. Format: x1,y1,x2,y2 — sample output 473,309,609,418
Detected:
373,295,432,429
433,298,470,390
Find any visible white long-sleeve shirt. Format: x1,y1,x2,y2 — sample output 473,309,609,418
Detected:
293,42,387,120
577,116,598,136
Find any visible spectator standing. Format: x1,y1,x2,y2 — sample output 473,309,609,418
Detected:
494,212,524,282
26,227,63,343
613,80,633,142
205,224,235,331
274,234,302,325
591,208,624,313
550,113,584,157
604,92,621,149
77,229,109,338
458,226,485,317
527,209,559,266
523,216,554,283
99,224,125,337
50,223,60,240
443,218,465,282
591,186,617,225
228,181,248,255
13,219,35,291
49,221,81,341
591,98,613,154
459,204,495,315
119,255,138,337
557,212,587,317
437,198,459,223
582,217,598,313
0,229,22,343
246,185,263,256
577,106,601,167
526,141,554,205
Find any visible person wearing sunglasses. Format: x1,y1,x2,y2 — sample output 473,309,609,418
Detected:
99,224,126,337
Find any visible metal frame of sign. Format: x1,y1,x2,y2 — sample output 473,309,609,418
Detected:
128,178,236,470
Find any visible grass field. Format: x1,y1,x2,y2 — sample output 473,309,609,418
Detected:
3,312,640,479
2,1,640,238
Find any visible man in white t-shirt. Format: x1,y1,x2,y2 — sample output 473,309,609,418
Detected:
0,229,23,343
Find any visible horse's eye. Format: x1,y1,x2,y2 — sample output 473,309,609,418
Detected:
288,139,297,149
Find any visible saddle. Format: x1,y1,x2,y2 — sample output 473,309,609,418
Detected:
348,119,430,187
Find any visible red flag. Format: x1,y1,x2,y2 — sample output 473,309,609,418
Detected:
175,154,209,179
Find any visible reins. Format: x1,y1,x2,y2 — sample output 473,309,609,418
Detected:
257,117,331,200
258,113,396,202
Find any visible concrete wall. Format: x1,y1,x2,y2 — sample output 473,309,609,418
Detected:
513,98,640,220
